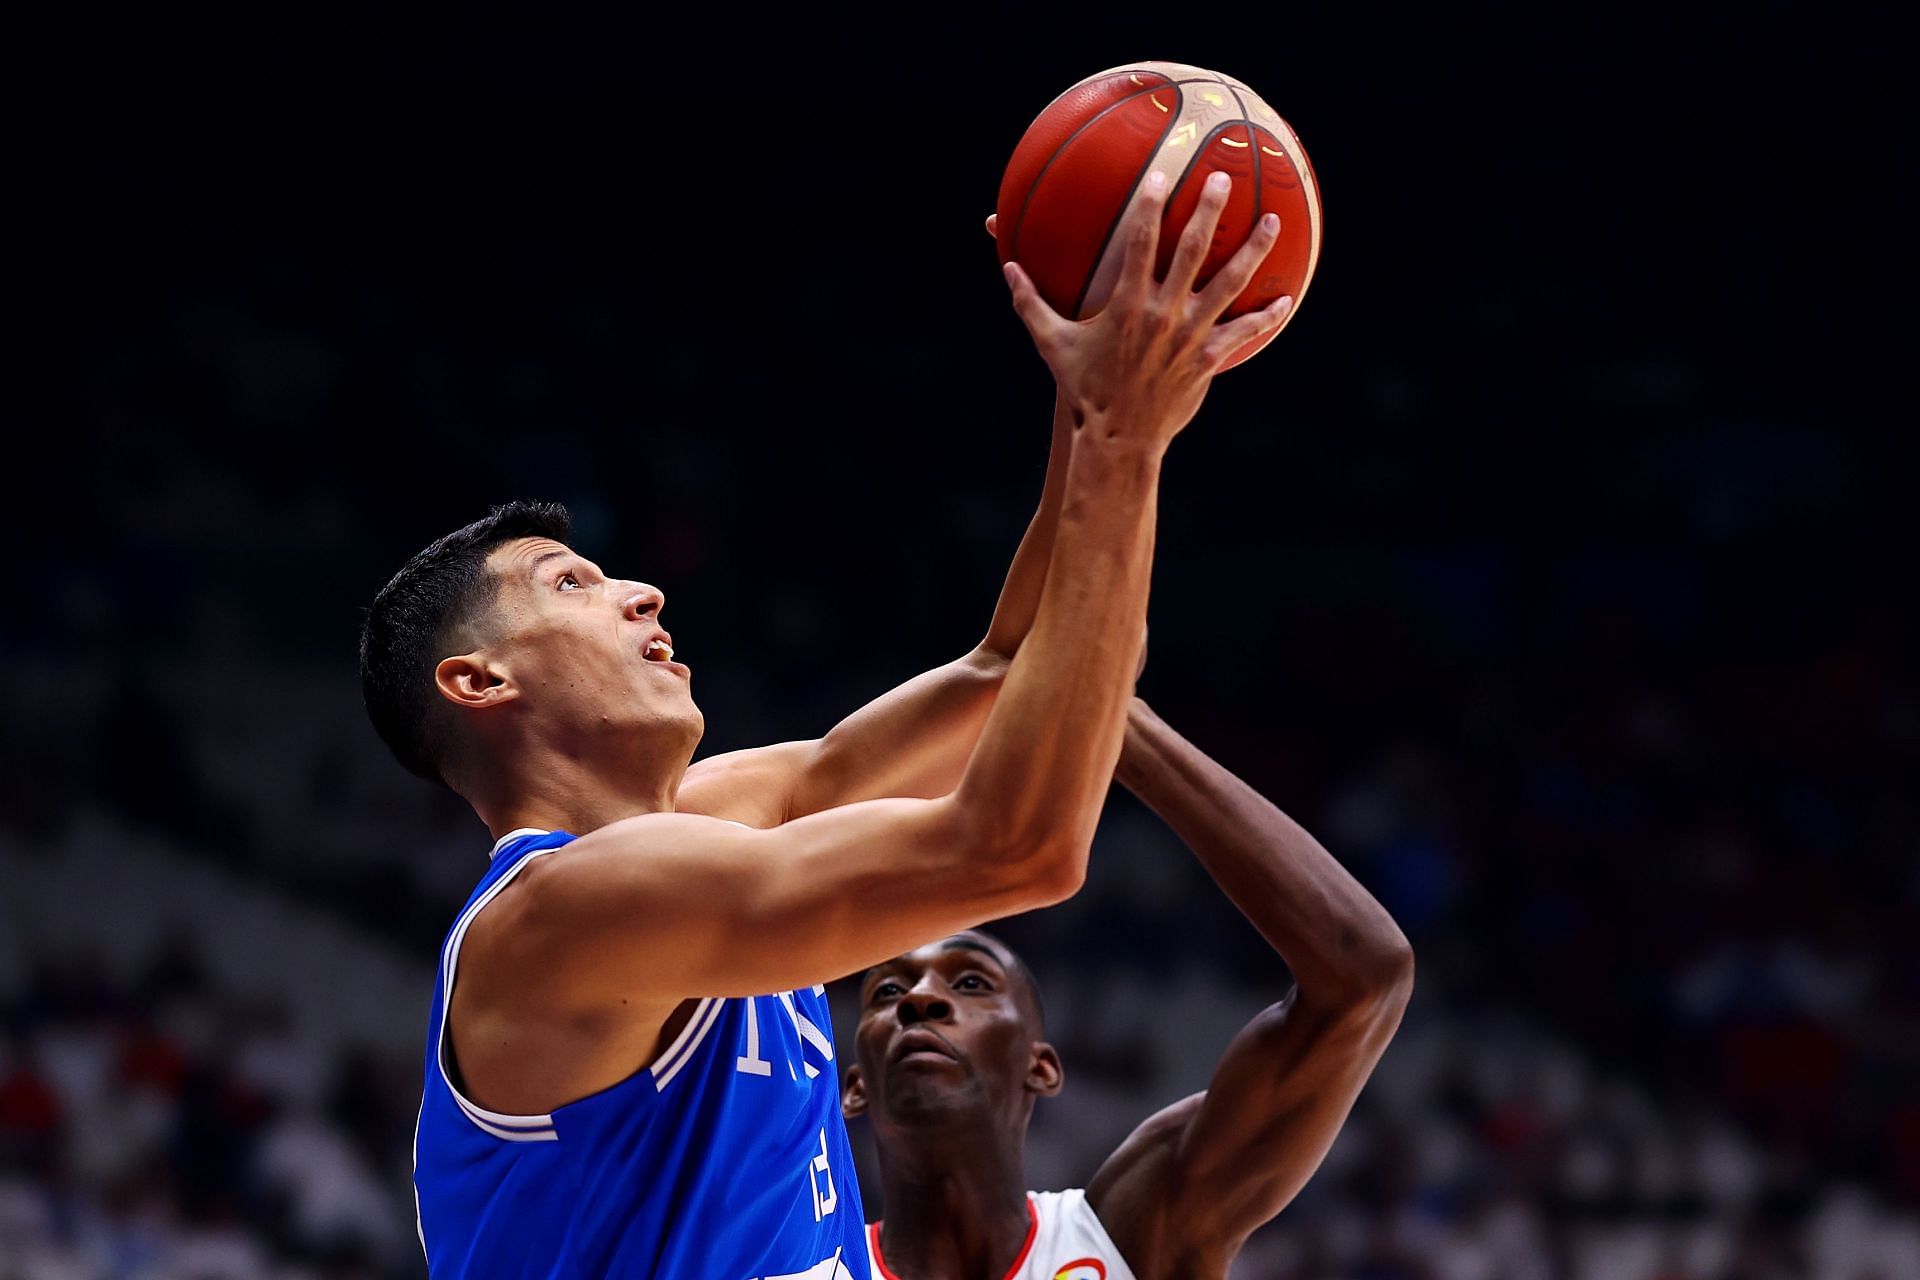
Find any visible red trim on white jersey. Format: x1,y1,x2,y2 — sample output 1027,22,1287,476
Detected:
866,1191,1135,1280
867,1199,1037,1280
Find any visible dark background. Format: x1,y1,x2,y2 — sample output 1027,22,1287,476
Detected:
2,4,1912,1277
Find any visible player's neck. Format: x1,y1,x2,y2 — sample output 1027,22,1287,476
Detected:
474,747,682,839
876,1130,1031,1280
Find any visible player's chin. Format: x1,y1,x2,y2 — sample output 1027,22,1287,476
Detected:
881,1069,978,1119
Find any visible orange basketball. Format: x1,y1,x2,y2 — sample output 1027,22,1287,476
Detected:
995,61,1322,370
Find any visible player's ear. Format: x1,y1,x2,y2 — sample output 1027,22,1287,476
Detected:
434,651,518,711
1026,1041,1064,1098
841,1065,868,1120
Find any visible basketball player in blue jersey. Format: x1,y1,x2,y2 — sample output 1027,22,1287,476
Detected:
843,696,1414,1280
357,171,1295,1278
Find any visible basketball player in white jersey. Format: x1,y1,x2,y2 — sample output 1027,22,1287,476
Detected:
843,697,1414,1280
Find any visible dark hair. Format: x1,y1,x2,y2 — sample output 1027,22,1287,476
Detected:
870,930,1049,1033
359,500,573,783
981,931,1048,1034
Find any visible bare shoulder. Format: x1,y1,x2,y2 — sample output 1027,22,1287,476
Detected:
1084,1092,1205,1267
459,811,734,1001
1087,1093,1247,1277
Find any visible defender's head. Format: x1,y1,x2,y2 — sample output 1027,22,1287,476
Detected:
359,500,701,795
842,930,1061,1138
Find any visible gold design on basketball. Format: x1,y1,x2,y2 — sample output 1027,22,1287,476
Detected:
1260,145,1285,157
1150,94,1169,112
1220,137,1249,148
1070,60,1323,334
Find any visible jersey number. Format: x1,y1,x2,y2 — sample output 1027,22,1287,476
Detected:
809,1127,837,1221
735,991,834,1080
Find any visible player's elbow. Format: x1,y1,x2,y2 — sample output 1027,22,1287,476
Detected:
996,828,1091,908
961,641,1015,677
1025,830,1090,904
952,802,1089,909
1353,915,1415,992
1371,934,1416,1011
1341,932,1416,1030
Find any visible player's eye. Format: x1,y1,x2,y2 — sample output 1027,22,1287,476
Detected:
557,572,582,591
955,973,991,991
871,980,904,1002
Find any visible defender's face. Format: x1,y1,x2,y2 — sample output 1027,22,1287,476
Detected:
851,932,1041,1125
481,537,701,743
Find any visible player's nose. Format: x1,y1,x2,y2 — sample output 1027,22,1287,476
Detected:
621,583,665,621
896,985,953,1026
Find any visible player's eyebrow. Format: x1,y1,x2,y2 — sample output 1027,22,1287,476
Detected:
526,548,574,579
936,938,1010,969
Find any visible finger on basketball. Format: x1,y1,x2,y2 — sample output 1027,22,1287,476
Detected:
1207,294,1293,366
1167,171,1232,296
1113,170,1170,302
1004,261,1068,346
1199,212,1281,319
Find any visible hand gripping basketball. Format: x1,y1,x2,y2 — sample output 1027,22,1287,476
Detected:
1003,171,1291,445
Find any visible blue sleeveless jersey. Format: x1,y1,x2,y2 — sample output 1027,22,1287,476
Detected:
413,829,871,1279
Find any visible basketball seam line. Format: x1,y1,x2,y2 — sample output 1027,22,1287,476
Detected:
1221,82,1265,295
1161,119,1264,299
1067,85,1188,318
1006,73,1178,268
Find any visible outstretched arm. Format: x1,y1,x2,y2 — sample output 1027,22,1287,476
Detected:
1088,699,1414,1275
676,394,1075,827
464,171,1289,1020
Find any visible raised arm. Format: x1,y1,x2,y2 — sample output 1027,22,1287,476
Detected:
675,393,1075,828
1087,699,1414,1274
470,174,1291,1006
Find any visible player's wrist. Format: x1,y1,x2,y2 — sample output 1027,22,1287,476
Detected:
1066,415,1167,473
1114,706,1154,789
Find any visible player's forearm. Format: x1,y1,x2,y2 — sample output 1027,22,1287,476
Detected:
787,657,1000,816
790,395,1073,817
1116,699,1413,1004
981,392,1074,658
954,429,1160,874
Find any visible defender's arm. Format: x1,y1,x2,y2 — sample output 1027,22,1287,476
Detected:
1087,700,1414,1272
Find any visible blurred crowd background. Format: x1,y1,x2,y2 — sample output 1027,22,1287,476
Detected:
3,4,1911,1278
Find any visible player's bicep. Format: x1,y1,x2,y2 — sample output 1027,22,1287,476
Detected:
1181,990,1405,1240
1095,988,1407,1262
788,653,1005,818
507,800,1052,1003
677,740,817,827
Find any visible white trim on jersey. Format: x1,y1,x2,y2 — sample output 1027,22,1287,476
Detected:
438,831,738,1141
651,995,726,1090
487,827,552,861
437,845,565,1141
410,1094,428,1261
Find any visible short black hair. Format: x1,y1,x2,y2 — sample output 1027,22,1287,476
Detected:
925,929,1048,1034
359,500,573,783
971,930,1047,1034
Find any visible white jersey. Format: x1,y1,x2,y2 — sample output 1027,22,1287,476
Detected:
865,1189,1140,1280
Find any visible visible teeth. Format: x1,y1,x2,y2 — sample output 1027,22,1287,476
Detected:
646,640,674,662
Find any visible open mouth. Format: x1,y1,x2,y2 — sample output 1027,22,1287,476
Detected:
642,638,676,664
